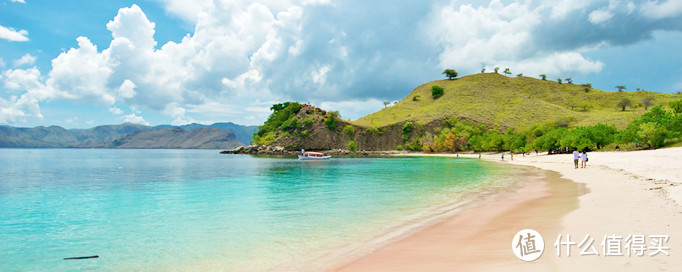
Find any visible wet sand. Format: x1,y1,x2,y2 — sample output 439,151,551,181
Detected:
328,169,580,271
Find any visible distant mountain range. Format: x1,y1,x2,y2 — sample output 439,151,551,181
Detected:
0,122,257,149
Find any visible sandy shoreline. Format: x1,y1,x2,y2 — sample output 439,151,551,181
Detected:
326,147,682,271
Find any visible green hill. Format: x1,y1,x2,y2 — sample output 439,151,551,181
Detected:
249,73,681,152
354,73,680,130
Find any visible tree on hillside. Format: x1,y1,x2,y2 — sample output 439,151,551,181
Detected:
557,78,562,84
565,78,573,84
432,85,444,99
443,69,458,80
539,74,547,80
641,96,655,110
618,97,633,111
494,67,500,74
517,73,523,77
616,85,626,92
567,98,579,111
503,68,511,76
383,101,390,108
481,68,486,73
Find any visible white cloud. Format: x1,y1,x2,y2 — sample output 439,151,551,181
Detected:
0,95,42,124
311,65,331,85
117,80,137,99
0,25,29,42
4,1,682,126
427,0,609,77
641,0,682,19
13,53,37,67
46,36,114,104
589,8,614,24
3,68,43,92
123,113,149,125
544,0,595,19
10,0,26,3
318,98,385,121
302,0,331,6
152,0,208,23
164,103,196,126
108,107,124,115
511,52,604,77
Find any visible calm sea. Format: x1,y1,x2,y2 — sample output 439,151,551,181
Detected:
0,149,520,271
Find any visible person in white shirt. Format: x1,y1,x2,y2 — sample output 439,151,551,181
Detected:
573,150,580,169
581,151,588,168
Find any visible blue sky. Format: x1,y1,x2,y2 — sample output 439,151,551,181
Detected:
1,0,682,128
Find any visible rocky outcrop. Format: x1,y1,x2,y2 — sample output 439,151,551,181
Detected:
220,145,291,155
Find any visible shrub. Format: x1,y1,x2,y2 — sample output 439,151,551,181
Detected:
405,139,422,151
402,121,414,142
402,121,414,135
431,85,444,99
301,130,308,137
343,125,354,138
669,98,682,114
396,145,403,151
413,95,421,101
348,141,357,151
303,117,313,127
280,116,301,131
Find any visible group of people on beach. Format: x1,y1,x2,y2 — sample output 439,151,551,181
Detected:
572,150,588,168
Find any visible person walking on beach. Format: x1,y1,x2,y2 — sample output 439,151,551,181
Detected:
501,153,504,160
510,151,514,161
573,150,580,169
581,151,588,168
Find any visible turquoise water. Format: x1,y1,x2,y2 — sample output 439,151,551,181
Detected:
0,149,518,271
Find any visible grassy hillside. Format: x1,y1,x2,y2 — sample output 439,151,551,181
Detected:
354,73,680,130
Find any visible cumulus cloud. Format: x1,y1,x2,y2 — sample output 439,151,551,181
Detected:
0,95,42,124
123,113,149,125
13,53,37,67
152,0,208,23
641,0,682,19
0,25,29,42
108,106,124,115
589,8,614,24
2,0,682,126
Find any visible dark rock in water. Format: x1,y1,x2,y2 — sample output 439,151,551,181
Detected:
64,255,99,260
221,145,291,155
220,145,401,157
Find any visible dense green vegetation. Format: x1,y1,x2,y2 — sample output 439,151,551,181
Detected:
253,102,303,145
414,98,682,153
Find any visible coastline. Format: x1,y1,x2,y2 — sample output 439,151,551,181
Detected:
326,147,682,271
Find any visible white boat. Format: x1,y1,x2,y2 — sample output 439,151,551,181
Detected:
298,151,331,160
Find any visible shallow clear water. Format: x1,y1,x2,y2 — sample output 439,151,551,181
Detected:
0,149,516,271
